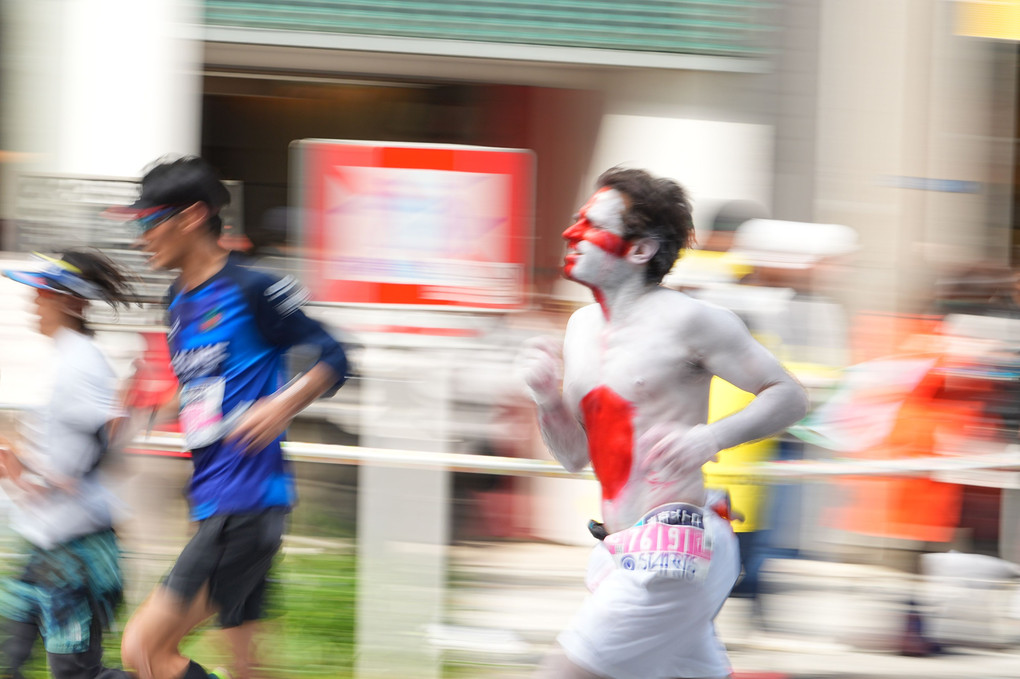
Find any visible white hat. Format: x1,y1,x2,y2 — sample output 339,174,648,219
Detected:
730,219,859,269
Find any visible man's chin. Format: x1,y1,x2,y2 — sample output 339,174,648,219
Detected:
563,270,596,290
562,269,584,284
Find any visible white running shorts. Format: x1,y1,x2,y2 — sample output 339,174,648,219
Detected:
558,506,740,679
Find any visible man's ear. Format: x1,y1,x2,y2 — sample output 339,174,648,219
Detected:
179,202,211,235
627,237,659,264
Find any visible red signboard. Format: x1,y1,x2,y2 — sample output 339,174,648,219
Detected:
292,139,534,310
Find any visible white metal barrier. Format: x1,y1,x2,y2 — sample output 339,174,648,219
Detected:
126,431,1020,481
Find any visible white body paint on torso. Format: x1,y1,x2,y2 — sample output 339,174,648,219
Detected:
526,183,807,535
563,289,718,532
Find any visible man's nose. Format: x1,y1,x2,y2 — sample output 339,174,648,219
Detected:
562,220,587,241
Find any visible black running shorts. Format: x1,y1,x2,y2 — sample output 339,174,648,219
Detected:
163,507,287,628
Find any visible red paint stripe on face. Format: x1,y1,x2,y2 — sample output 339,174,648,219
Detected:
581,385,634,501
562,218,629,257
562,187,630,257
583,228,629,257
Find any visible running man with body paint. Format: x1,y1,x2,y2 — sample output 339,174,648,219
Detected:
519,167,808,679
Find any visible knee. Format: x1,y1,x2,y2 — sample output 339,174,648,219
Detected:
120,597,196,679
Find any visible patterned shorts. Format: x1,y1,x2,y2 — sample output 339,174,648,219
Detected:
0,530,123,654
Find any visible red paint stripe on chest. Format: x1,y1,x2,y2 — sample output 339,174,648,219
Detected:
581,385,634,501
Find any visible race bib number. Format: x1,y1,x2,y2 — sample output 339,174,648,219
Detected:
603,520,714,582
180,378,225,449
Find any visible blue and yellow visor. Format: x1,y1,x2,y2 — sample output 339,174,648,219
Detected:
2,253,103,300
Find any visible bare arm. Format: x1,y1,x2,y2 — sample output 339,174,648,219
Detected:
518,336,590,473
151,392,181,427
697,306,809,451
227,362,341,454
536,401,590,473
644,305,807,481
0,436,59,498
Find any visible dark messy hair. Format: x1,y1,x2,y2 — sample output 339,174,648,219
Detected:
138,156,231,237
596,167,694,285
59,249,135,334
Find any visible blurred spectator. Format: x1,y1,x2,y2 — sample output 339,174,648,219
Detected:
680,219,858,622
452,292,570,542
934,265,1020,558
803,280,1019,655
661,200,763,290
120,331,179,437
451,397,534,541
934,263,1020,318
727,220,856,369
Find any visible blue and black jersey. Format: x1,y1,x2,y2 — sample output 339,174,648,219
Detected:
166,253,347,520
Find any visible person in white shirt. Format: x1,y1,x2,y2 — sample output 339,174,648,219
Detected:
519,168,808,679
0,250,135,679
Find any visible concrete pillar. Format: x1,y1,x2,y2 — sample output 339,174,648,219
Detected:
1,0,203,222
815,0,1011,314
356,346,450,679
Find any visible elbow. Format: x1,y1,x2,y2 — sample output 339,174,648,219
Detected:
328,343,350,381
562,458,586,474
790,382,810,423
562,447,592,474
763,378,809,428
549,447,587,473
318,346,350,397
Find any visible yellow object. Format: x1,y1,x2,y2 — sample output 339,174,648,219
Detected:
34,252,83,274
666,249,753,287
956,0,1020,40
703,377,776,532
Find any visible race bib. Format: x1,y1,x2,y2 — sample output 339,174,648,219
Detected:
180,378,225,449
602,504,714,582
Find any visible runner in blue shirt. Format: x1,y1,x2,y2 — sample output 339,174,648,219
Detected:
112,156,348,679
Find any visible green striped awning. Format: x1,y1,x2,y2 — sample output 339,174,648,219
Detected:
204,0,776,59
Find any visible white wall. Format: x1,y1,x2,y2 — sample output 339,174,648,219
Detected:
586,114,774,237
589,69,774,234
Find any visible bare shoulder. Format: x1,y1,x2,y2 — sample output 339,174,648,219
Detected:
564,302,602,334
652,287,745,330
646,288,752,357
